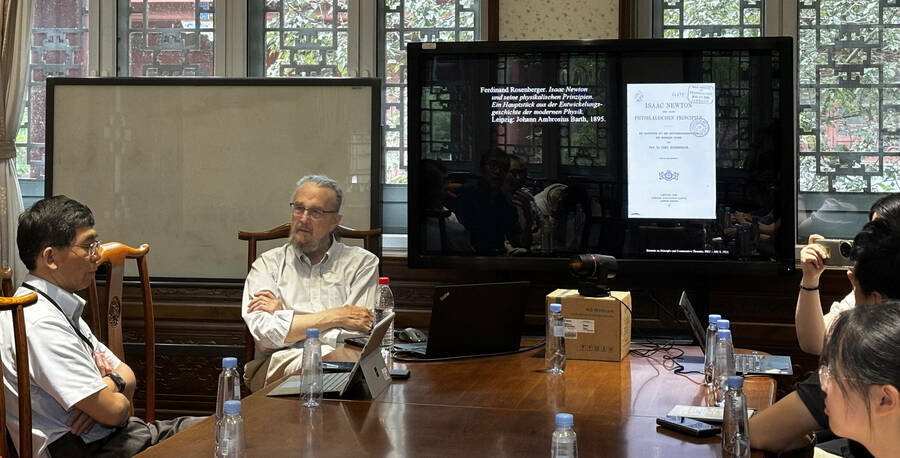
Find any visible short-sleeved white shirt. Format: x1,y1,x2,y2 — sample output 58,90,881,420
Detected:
823,292,856,331
0,274,122,457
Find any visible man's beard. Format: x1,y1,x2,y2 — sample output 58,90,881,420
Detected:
290,229,326,255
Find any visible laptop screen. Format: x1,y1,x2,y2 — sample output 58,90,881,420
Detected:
678,291,709,353
426,281,530,358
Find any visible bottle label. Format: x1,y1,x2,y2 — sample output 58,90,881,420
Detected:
553,325,565,337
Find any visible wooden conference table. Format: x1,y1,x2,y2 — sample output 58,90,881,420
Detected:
137,345,775,457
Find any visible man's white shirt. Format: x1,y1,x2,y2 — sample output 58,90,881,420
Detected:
241,239,379,355
0,274,121,457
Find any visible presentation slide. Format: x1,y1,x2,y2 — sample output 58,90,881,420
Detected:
626,83,716,219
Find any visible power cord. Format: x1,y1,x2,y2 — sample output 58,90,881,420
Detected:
392,339,546,362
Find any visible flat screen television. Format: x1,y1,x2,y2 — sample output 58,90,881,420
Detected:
407,38,796,274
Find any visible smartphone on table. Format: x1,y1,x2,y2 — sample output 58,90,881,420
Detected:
655,416,721,437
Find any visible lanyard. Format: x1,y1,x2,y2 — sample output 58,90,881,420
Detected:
22,283,95,353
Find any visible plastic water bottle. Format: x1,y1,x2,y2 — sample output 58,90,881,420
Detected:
551,412,577,457
375,277,394,350
722,376,750,458
215,400,246,458
546,303,566,374
713,329,735,406
300,328,323,408
215,357,241,446
703,314,721,386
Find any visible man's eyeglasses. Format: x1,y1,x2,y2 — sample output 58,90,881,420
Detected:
290,202,338,220
71,240,102,257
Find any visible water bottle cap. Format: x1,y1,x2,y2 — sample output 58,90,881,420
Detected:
378,277,390,285
555,413,574,427
726,376,744,388
715,319,730,329
717,329,732,340
306,328,320,338
708,314,721,324
549,303,562,313
224,400,241,415
222,357,237,369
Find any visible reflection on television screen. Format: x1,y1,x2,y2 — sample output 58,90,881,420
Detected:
408,38,795,273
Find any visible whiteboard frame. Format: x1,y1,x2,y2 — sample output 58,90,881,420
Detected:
45,77,382,283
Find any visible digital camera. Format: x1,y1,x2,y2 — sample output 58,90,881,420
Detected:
815,239,854,267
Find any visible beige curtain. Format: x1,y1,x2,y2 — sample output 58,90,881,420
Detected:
0,0,32,286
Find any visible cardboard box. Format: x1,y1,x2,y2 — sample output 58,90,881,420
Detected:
546,289,631,361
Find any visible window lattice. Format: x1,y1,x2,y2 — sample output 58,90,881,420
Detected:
122,0,214,76
797,0,900,194
493,55,547,165
655,0,763,38
16,0,89,180
260,0,349,77
380,0,480,184
558,54,609,168
421,84,476,164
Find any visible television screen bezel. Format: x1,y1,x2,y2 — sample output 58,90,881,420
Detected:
406,37,797,275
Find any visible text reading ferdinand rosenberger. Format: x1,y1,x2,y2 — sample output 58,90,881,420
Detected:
482,86,606,124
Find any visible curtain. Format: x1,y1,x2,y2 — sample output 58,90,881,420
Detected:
0,0,32,286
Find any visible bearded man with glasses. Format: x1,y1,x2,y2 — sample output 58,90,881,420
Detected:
242,174,378,392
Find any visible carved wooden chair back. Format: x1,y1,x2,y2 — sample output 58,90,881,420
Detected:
85,242,156,421
0,283,38,458
1,266,13,297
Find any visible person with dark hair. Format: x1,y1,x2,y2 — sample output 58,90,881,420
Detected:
503,154,539,250
750,217,900,454
1,195,201,457
819,300,900,458
451,148,521,253
868,193,900,222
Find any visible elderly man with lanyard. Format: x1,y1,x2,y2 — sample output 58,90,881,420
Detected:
1,195,200,457
242,174,378,391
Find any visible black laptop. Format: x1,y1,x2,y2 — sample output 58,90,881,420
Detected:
394,281,530,358
676,292,792,376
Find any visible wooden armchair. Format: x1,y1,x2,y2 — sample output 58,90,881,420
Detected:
0,286,38,458
237,225,382,365
1,266,14,297
85,242,157,421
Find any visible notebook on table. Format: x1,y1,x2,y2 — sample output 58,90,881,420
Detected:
267,312,394,399
393,281,530,358
676,292,792,376
666,405,756,423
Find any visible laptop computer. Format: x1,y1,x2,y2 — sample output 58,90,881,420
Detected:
676,291,792,376
394,281,530,358
267,312,394,399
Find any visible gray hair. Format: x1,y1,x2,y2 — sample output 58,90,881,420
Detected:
294,174,343,212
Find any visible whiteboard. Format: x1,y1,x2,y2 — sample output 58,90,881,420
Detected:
47,78,380,281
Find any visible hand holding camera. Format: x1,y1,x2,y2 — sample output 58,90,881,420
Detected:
799,235,854,282
814,238,854,267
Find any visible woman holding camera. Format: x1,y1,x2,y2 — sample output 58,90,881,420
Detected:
795,193,900,355
750,194,900,454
